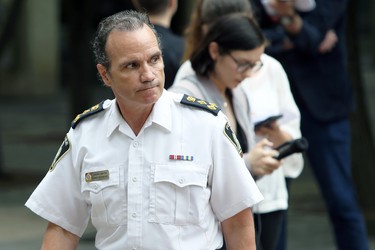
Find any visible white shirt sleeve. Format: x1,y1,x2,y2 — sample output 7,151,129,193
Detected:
25,132,90,237
209,116,263,221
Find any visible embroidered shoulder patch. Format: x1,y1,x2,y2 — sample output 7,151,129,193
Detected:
49,136,71,172
71,101,105,129
224,122,243,157
180,94,220,116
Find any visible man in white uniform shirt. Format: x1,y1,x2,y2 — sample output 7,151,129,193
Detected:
25,10,262,250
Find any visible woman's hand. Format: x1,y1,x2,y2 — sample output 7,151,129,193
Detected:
255,120,292,147
269,0,296,17
249,139,282,176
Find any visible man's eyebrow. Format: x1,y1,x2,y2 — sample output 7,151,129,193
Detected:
118,59,135,69
150,51,162,58
117,50,162,68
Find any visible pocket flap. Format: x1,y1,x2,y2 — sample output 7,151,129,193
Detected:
154,164,208,188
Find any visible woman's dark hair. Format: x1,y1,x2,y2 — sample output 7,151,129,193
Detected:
183,0,253,61
200,0,252,25
190,13,265,77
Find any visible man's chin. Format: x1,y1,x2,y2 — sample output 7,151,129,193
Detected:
141,90,162,103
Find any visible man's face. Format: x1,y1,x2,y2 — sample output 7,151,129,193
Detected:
97,25,165,111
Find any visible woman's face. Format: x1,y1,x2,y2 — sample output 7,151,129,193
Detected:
209,42,265,92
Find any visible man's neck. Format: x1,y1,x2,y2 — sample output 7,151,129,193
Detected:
117,102,154,136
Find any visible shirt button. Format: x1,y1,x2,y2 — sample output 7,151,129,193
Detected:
92,183,99,189
179,178,184,184
103,100,111,109
132,213,137,218
133,141,139,148
132,177,137,182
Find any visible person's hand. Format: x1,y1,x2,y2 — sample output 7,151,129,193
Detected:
249,138,282,176
319,30,338,54
269,0,296,17
255,120,292,147
283,37,295,50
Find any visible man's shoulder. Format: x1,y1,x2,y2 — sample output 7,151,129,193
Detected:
169,92,221,117
71,100,112,129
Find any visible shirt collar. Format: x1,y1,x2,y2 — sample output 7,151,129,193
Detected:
106,90,173,137
148,90,172,132
106,100,124,137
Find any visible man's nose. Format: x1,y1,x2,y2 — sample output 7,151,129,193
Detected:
140,64,155,82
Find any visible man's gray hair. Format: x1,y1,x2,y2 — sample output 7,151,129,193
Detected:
92,10,160,69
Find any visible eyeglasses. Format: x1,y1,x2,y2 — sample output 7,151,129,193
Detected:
228,53,263,74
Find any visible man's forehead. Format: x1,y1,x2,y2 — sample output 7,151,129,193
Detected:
109,25,157,43
107,26,159,50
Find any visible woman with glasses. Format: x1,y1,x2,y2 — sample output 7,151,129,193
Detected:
171,13,281,178
170,11,303,250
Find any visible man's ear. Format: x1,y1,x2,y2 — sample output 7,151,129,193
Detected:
97,64,111,87
208,42,220,61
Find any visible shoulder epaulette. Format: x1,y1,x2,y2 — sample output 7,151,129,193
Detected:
180,94,220,116
71,101,105,129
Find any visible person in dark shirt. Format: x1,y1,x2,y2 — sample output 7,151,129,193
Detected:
132,0,184,89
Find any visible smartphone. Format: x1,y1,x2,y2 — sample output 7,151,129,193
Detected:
254,114,283,130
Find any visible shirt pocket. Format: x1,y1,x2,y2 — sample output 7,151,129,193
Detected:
149,163,210,226
81,165,127,226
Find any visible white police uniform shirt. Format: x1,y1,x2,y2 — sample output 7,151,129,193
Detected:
25,90,263,250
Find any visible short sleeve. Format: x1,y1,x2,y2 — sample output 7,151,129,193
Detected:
25,132,90,237
209,118,263,221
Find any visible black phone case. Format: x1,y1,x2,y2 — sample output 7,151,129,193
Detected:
254,114,283,130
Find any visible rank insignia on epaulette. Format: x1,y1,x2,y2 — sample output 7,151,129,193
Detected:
180,94,220,116
49,135,71,172
71,101,105,129
224,122,243,157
